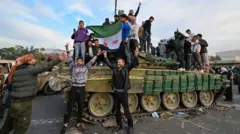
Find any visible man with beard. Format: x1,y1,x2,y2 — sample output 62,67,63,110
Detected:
61,44,100,134
0,53,67,134
103,47,139,134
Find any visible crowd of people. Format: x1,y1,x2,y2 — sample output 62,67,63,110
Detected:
69,2,155,67
148,29,210,72
62,3,144,134
0,2,214,134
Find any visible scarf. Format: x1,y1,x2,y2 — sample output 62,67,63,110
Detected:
8,54,35,84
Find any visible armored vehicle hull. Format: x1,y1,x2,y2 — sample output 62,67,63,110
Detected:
51,53,229,123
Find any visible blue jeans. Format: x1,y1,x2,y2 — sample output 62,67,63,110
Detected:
0,88,11,116
75,42,86,64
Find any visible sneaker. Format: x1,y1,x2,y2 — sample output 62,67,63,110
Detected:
76,122,85,130
127,127,133,134
61,126,67,134
178,68,184,71
113,125,123,132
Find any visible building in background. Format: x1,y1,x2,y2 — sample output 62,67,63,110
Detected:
40,48,65,54
216,50,240,61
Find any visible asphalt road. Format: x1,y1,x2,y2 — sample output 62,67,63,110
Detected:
1,86,240,134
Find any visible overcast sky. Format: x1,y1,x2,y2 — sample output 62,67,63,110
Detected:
0,0,239,55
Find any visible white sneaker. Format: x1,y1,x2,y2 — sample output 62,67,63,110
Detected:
178,68,184,71
182,68,186,71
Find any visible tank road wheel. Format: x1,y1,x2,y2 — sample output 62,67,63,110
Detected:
181,91,198,108
199,90,214,107
120,94,139,113
88,93,114,117
141,94,161,112
162,93,180,110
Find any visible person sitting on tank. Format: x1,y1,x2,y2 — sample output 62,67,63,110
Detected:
88,33,95,43
149,43,156,56
166,39,176,59
111,14,119,24
61,43,101,134
102,46,139,134
156,40,167,58
85,40,97,64
94,39,111,66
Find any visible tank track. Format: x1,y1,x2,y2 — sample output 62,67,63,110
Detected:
82,87,226,123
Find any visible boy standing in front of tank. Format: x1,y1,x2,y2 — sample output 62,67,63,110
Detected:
61,43,101,134
103,47,139,134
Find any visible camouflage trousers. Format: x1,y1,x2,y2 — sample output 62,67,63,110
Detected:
0,100,32,134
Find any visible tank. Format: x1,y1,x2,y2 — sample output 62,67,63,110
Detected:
49,52,230,123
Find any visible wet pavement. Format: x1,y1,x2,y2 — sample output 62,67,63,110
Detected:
1,86,240,134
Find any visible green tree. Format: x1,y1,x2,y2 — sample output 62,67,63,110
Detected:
215,55,221,61
30,45,34,52
40,48,45,51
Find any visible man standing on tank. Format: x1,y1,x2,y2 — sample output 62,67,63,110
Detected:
141,16,154,53
103,47,139,134
74,20,88,64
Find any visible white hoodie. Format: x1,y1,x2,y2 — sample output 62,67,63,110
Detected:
129,23,139,42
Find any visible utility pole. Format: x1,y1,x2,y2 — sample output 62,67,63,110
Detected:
115,0,117,15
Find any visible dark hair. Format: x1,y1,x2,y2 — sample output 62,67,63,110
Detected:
186,29,191,33
73,28,76,31
87,39,93,43
77,57,83,60
79,20,84,24
114,15,119,17
117,58,125,63
94,39,99,42
197,34,202,38
128,13,133,16
149,16,154,20
120,14,128,18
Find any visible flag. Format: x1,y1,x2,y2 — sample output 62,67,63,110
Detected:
86,21,122,49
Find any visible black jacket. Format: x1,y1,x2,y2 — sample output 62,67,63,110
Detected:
150,46,156,55
143,20,151,34
104,56,138,91
175,32,185,50
184,40,192,53
199,38,208,53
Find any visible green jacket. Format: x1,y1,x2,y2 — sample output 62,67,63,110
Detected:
10,58,61,100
